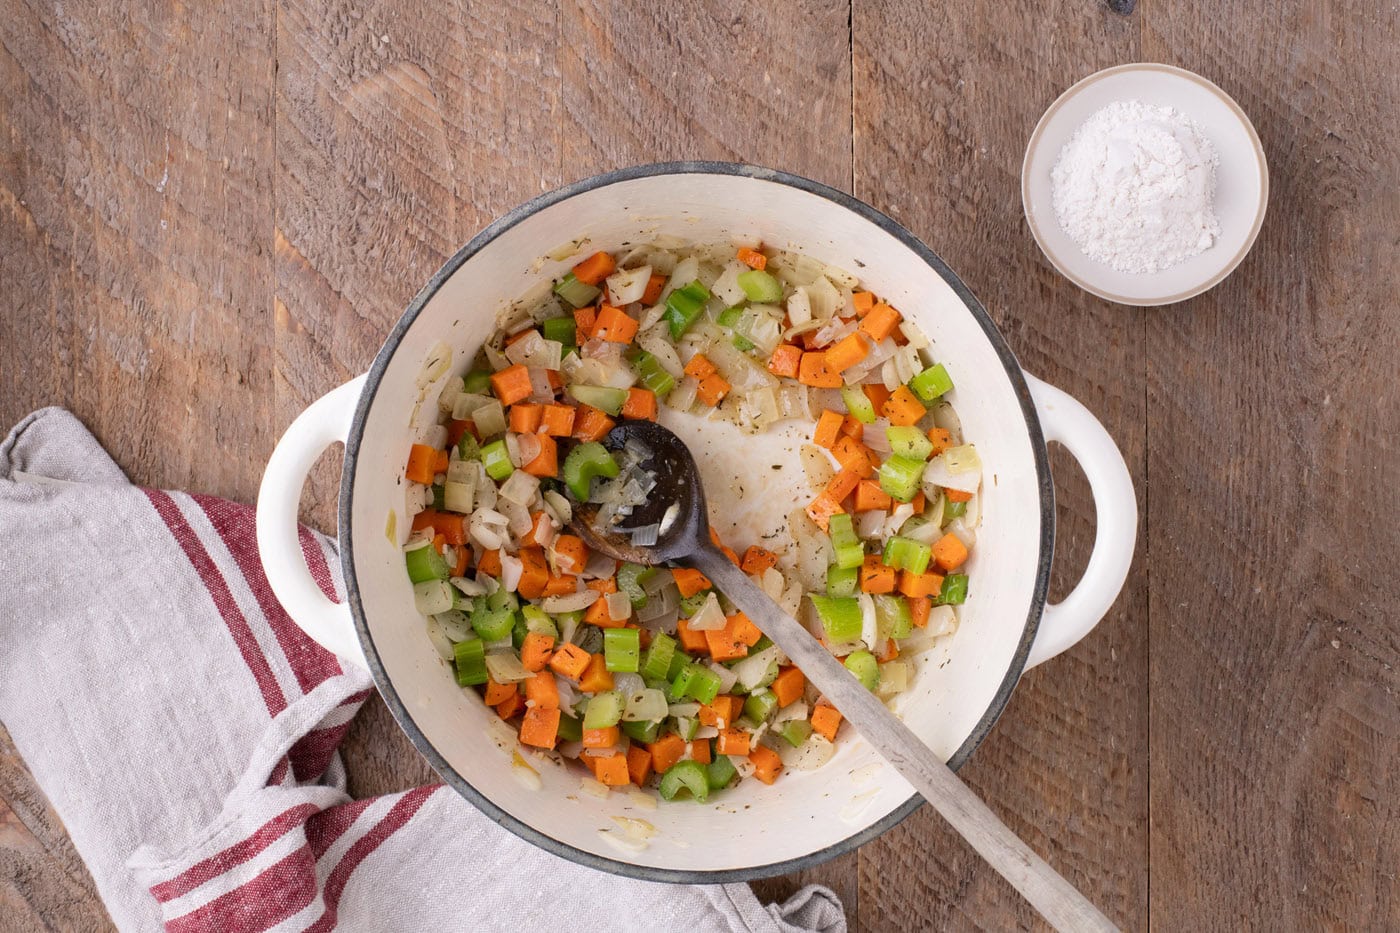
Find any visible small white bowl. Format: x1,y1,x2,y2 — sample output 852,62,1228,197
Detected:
1022,63,1268,306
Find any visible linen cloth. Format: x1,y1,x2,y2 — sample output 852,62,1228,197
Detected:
0,407,846,933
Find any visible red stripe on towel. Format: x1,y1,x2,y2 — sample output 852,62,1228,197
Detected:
165,844,319,933
151,804,320,904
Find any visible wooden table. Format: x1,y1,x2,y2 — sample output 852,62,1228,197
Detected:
2,1,1396,929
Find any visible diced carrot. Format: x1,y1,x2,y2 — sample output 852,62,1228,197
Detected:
577,652,614,693
928,426,953,455
571,250,616,286
573,306,596,345
516,547,550,598
585,593,628,627
548,641,592,680
812,409,844,449
855,479,892,512
521,632,556,672
626,744,653,786
404,444,440,484
805,491,844,532
490,364,533,406
860,302,902,342
730,612,762,647
675,619,709,655
740,546,779,575
767,344,803,378
543,573,576,596
583,726,620,748
649,734,687,774
798,351,842,388
522,433,558,478
621,386,657,421
572,404,615,443
736,246,767,270
683,353,717,379
434,448,450,474
641,272,666,305
810,703,843,742
411,509,468,546
717,729,751,756
509,403,542,434
476,548,502,579
909,596,932,628
523,671,560,710
447,419,478,448
552,534,588,576
878,638,899,662
452,544,470,577
587,576,618,595
932,533,969,572
671,567,711,598
721,545,741,566
696,374,730,406
771,666,806,707
859,555,897,594
832,435,875,479
824,468,860,505
910,491,926,514
852,291,876,316
898,570,945,598
945,487,974,503
863,383,891,413
698,695,743,729
882,385,928,427
840,413,864,439
705,613,756,662
826,332,871,373
495,691,524,721
540,403,576,436
593,752,630,786
484,677,517,706
592,304,639,344
749,745,783,784
504,326,537,347
519,706,561,749
546,369,564,393
431,533,447,555
689,740,712,764
524,511,552,548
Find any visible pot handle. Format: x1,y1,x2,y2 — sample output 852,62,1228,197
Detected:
1023,373,1137,668
256,375,369,670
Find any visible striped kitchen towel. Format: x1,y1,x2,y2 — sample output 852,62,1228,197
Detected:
0,407,845,933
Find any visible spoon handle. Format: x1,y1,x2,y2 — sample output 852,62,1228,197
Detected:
688,546,1118,933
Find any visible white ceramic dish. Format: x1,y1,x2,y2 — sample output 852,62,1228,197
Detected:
256,163,1136,882
1022,63,1268,306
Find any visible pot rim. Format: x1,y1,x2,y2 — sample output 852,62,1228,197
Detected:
338,161,1055,883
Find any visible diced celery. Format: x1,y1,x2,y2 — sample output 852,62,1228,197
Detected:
886,425,934,461
775,719,813,748
878,455,925,502
521,605,559,639
678,590,711,617
630,350,676,397
562,442,620,501
737,269,783,303
841,385,877,424
617,563,657,608
567,384,628,416
641,632,677,681
882,536,932,575
664,281,711,339
554,272,601,308
557,714,583,743
604,628,641,673
826,564,859,597
809,595,863,642
743,690,778,724
462,370,493,395
684,664,722,705
827,513,865,570
844,649,880,691
541,316,577,346
583,691,624,729
658,760,710,802
453,638,488,687
479,439,514,481
405,541,449,583
470,605,516,642
934,573,969,606
622,718,661,744
874,594,913,641
909,363,953,402
943,497,968,524
705,754,738,791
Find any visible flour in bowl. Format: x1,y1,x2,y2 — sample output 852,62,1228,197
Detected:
1051,99,1220,274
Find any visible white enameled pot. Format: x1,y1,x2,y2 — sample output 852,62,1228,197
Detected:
256,163,1136,882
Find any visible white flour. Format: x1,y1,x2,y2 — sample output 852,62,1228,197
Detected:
1051,100,1220,274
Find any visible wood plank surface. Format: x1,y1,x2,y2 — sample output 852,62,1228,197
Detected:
1,0,1397,930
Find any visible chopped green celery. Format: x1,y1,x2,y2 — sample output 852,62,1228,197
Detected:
451,587,478,613
521,605,559,639
874,594,913,641
665,647,690,681
478,439,514,481
622,718,661,744
673,716,700,741
717,306,755,350
511,612,529,649
430,483,446,510
841,385,877,424
677,590,711,617
487,587,519,612
554,272,600,308
554,609,585,632
453,638,488,687
541,316,576,346
629,351,676,397
909,363,954,402
705,755,739,791
736,269,783,303
878,455,925,502
462,370,493,395
668,665,696,702
886,425,934,461
844,649,880,691
664,280,711,339
809,595,863,642
603,627,641,673
750,634,774,654
827,513,865,570
942,497,967,524
562,442,620,501
582,691,624,729
567,384,628,416
826,564,859,597
775,719,813,748
641,632,677,680
456,432,480,461
882,536,932,574
732,333,756,352
617,563,657,608
470,605,515,642
743,690,778,724
556,714,583,743
658,760,710,802
404,542,449,583
934,573,969,606
684,664,722,705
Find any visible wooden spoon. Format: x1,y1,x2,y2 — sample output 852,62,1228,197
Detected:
570,421,1117,933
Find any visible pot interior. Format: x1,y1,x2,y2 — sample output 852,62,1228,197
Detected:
343,166,1048,878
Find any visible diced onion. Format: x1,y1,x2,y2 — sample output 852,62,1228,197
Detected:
686,593,726,630
733,646,780,691
499,469,540,505
486,651,535,684
858,593,878,651
622,688,668,723
443,481,474,514
499,553,523,592
542,590,600,613
413,579,454,615
667,702,701,718
606,591,632,620
923,449,981,494
708,662,738,694
781,734,835,771
786,287,812,327
710,260,747,306
877,660,909,696
606,264,652,305
424,616,455,660
773,700,809,723
416,341,452,388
